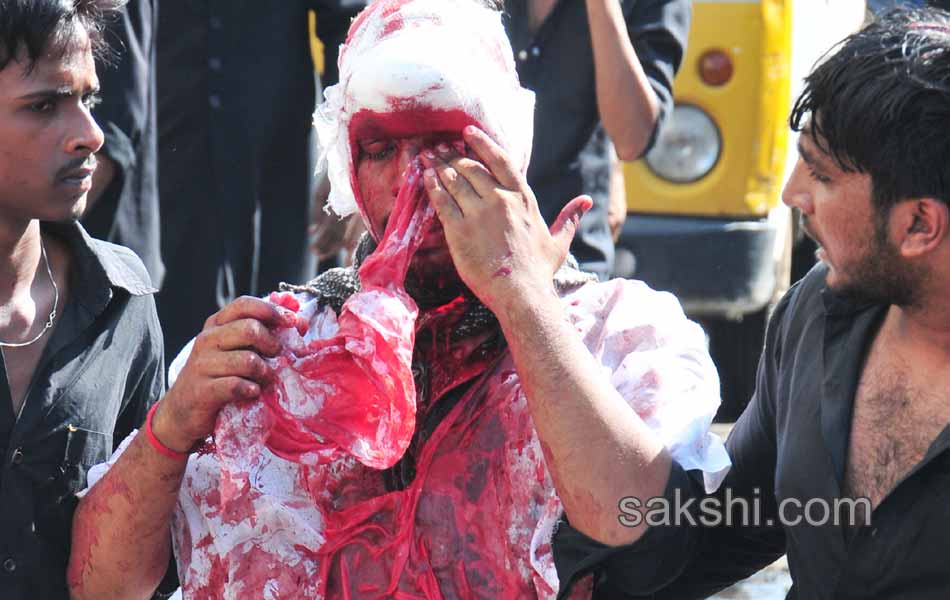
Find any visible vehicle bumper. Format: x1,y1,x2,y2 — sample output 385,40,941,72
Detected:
615,214,780,318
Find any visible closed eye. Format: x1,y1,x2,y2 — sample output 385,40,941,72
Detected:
807,167,832,184
358,139,396,161
29,99,56,113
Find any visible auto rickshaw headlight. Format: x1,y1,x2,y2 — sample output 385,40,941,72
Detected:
645,104,721,184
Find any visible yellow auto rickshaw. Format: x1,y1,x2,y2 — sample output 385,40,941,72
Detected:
615,0,866,418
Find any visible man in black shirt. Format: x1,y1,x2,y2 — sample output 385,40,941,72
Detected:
83,0,163,286
504,0,690,279
155,0,365,360
551,8,950,598
0,2,161,597
0,3,296,598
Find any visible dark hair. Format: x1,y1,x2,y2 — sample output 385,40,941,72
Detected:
0,0,126,73
790,7,950,214
473,0,504,11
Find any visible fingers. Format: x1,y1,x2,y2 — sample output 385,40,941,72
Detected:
423,165,464,226
422,147,508,223
426,144,503,200
202,349,273,384
422,148,481,205
204,296,297,331
196,317,281,357
550,195,593,258
159,352,267,450
461,126,523,191
208,376,262,404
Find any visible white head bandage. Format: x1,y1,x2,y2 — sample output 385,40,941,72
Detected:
314,0,536,219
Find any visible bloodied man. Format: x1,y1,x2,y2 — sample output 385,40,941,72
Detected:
69,1,728,598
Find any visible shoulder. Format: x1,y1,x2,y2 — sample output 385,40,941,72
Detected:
85,238,163,356
88,238,158,297
563,278,693,321
561,278,706,348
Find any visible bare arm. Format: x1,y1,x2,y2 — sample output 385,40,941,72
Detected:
497,284,671,546
585,0,660,161
607,149,627,241
68,298,304,599
68,428,187,599
422,128,671,546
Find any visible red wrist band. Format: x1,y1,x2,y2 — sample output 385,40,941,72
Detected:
145,402,190,461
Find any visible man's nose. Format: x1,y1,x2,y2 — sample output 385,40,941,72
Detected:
396,140,425,175
64,105,105,157
781,159,813,214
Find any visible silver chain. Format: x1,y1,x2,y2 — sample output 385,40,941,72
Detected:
0,240,59,348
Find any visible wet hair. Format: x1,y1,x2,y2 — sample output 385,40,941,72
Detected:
0,0,126,73
790,7,950,214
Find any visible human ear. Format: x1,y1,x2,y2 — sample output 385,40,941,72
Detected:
896,198,948,258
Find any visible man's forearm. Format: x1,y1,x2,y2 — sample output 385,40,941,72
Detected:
69,433,185,600
586,0,660,160
495,288,672,546
68,297,292,598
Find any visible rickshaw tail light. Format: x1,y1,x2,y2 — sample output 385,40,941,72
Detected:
699,49,733,87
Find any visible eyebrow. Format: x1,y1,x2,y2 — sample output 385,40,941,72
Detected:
16,85,99,102
797,139,829,172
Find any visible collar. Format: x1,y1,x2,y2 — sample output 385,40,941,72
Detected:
43,219,157,300
813,261,888,491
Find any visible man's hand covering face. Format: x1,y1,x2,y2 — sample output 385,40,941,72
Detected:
314,0,536,226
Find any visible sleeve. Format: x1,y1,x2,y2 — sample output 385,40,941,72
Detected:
92,0,155,185
554,284,795,599
112,292,165,447
310,0,367,86
623,0,692,156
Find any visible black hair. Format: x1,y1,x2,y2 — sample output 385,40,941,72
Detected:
790,7,950,214
473,0,504,11
0,0,126,73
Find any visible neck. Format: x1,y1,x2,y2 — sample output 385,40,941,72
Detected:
404,262,469,310
888,286,950,360
0,220,43,304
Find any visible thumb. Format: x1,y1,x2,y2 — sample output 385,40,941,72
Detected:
549,195,593,257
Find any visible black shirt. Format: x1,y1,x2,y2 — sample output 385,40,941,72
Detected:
504,0,690,279
552,264,950,599
0,221,164,600
85,0,163,286
155,0,364,358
